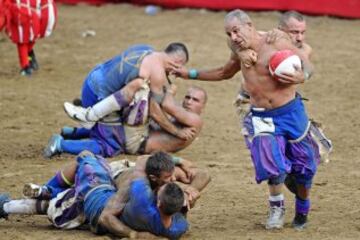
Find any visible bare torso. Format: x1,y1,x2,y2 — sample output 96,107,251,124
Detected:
145,119,198,153
139,52,168,96
240,34,297,109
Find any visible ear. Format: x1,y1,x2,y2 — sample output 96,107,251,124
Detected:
149,174,157,182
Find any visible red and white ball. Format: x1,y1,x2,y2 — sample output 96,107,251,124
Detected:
269,50,302,80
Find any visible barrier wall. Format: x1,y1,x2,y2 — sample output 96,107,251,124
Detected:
56,0,360,19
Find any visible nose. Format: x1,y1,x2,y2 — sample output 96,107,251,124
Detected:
296,33,304,42
230,32,237,41
186,98,195,105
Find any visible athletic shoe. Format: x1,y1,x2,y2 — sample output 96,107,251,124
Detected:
284,174,297,195
63,102,95,129
0,193,11,219
265,206,285,229
22,183,50,200
43,134,63,159
292,213,308,230
29,50,39,71
20,66,32,76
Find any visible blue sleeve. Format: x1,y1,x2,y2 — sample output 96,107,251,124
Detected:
128,179,188,239
161,213,189,240
129,178,154,214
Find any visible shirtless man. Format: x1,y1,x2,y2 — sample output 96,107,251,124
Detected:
233,11,331,162
44,85,207,158
174,9,319,230
278,11,311,56
277,11,332,163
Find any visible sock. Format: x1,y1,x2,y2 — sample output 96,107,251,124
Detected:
61,126,76,138
61,126,90,139
17,43,30,69
45,171,73,198
4,199,47,215
87,91,129,121
295,196,310,215
269,194,285,208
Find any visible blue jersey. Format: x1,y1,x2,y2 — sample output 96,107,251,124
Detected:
120,178,189,240
87,44,154,99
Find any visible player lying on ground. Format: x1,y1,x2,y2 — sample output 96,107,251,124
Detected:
0,151,211,239
44,85,207,158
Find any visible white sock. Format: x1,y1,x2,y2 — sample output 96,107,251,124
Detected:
269,193,284,202
4,199,42,214
87,95,122,121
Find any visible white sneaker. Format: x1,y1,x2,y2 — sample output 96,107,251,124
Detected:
23,183,51,200
23,183,43,198
265,206,285,229
63,102,95,129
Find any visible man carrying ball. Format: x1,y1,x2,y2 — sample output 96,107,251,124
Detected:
174,9,319,230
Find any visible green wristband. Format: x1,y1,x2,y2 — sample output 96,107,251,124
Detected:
171,156,183,165
188,69,198,79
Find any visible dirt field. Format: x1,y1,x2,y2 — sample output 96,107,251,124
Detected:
1,3,360,240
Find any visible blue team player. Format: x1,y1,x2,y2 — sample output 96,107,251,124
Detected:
1,151,189,239
119,178,188,239
63,42,189,128
43,42,192,158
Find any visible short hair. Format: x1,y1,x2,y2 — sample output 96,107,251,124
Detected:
159,183,185,215
279,11,305,29
224,9,252,25
189,85,208,104
164,42,189,62
145,151,175,177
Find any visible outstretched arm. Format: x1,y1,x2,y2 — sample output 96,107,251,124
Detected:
174,52,241,81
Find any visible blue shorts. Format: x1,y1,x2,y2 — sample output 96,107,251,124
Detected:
47,154,116,230
244,95,320,187
74,154,114,197
81,68,103,107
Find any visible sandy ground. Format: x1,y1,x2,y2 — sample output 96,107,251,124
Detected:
1,3,360,240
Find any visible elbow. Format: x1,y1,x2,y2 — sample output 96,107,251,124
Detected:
222,74,233,80
221,71,235,80
98,211,114,228
98,213,107,227
162,100,172,112
162,106,175,116
195,169,212,191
